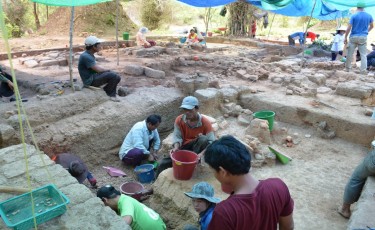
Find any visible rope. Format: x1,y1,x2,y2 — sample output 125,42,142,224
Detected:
69,6,75,92
0,5,60,229
300,0,317,69
267,13,276,40
116,0,119,66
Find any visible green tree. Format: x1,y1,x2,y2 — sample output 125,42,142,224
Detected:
140,0,163,30
5,0,29,37
227,0,255,36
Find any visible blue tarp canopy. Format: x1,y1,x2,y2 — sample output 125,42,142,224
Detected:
177,0,234,7
248,0,350,20
176,0,365,20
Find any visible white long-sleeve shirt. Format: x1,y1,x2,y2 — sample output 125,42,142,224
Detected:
331,34,345,52
119,120,160,160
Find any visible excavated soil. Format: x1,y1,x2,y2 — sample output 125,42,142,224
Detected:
0,37,373,229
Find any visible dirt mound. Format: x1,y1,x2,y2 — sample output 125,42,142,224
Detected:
38,2,137,37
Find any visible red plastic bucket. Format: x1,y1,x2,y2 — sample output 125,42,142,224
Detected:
119,182,144,201
171,150,198,180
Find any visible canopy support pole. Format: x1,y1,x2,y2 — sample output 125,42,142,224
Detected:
300,0,317,69
267,13,276,40
116,0,119,66
69,6,75,92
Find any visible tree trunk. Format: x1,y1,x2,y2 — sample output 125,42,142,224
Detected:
3,0,7,12
203,7,212,36
227,0,251,36
33,2,41,29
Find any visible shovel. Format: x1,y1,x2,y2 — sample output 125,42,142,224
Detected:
102,166,127,177
0,186,30,194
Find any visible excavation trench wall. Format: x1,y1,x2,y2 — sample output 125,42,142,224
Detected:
1,86,375,229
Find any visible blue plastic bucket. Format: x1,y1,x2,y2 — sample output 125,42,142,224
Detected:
134,164,155,183
180,37,187,43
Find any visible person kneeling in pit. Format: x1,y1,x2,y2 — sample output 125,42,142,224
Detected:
53,153,97,188
183,182,220,230
78,35,121,102
155,96,215,177
97,185,166,229
119,114,162,166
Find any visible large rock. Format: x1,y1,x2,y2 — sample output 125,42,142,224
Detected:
0,144,131,230
144,67,166,79
24,59,39,68
336,82,373,99
246,118,271,144
39,59,60,67
124,64,144,76
219,87,239,102
195,88,222,116
0,124,16,147
308,73,326,85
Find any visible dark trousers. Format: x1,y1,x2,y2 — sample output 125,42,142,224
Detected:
0,71,14,97
91,71,121,97
155,135,210,178
288,35,295,46
331,51,343,61
122,148,148,166
121,139,154,167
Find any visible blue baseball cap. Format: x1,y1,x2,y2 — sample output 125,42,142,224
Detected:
180,96,199,110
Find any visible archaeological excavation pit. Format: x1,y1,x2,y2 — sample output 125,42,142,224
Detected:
1,37,375,229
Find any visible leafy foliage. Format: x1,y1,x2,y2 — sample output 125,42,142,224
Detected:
227,0,252,36
140,0,164,30
4,0,29,37
308,39,332,51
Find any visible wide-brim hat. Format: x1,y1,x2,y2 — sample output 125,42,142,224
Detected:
336,26,347,31
184,182,221,204
55,153,88,183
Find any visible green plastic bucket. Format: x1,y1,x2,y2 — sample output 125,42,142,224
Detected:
253,110,275,131
123,32,129,41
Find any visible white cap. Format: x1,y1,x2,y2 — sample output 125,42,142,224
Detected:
84,36,104,46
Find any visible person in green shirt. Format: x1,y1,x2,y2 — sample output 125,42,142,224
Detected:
97,185,166,230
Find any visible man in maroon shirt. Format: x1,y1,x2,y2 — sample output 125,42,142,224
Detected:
204,135,294,230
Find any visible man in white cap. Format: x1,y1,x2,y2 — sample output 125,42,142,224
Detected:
344,2,374,74
78,35,121,102
156,96,215,177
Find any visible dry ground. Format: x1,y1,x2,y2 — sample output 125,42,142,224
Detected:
0,36,370,229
